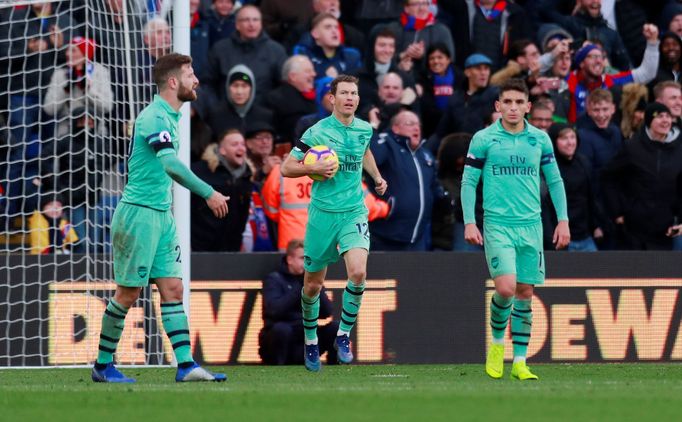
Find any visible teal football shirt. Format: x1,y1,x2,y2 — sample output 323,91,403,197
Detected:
461,119,568,226
121,95,181,211
291,114,373,213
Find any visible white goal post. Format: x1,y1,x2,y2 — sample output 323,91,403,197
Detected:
0,0,191,367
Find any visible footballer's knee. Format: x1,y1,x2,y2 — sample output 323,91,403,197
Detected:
157,278,184,302
114,286,142,308
515,283,534,300
304,272,324,296
347,267,366,285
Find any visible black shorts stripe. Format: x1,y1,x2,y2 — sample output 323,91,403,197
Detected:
172,340,191,350
109,301,128,314
512,340,529,346
340,316,354,326
104,310,125,319
464,156,485,169
342,309,358,318
98,345,116,353
166,329,190,338
491,297,512,310
295,139,311,153
345,287,364,296
511,332,531,337
161,302,183,307
99,334,118,343
145,132,161,142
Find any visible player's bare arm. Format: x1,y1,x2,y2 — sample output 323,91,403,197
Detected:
281,152,338,179
362,149,387,195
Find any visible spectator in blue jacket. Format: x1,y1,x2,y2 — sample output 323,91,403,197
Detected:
293,13,363,81
258,240,338,365
370,110,446,251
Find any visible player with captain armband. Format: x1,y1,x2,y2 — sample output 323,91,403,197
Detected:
280,74,387,372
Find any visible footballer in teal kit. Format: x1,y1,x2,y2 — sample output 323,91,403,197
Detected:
92,54,229,383
281,75,387,372
461,79,570,380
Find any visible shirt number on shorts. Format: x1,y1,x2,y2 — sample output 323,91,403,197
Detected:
355,222,369,239
175,245,182,263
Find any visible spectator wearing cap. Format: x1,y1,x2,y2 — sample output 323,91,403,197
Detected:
649,32,682,89
245,122,281,185
206,5,288,104
43,37,113,137
447,0,532,71
292,13,363,81
191,130,253,252
602,102,682,250
431,53,499,151
546,123,605,251
565,24,660,123
295,76,334,140
660,5,682,39
28,193,78,255
266,55,318,145
204,64,273,138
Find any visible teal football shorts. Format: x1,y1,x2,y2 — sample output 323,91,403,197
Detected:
111,202,182,287
483,222,545,285
303,204,370,272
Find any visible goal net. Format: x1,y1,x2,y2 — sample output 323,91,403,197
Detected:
0,0,177,366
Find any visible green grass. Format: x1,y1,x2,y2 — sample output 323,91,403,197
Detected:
1,364,681,421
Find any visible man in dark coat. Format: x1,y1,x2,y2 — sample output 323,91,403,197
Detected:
206,5,288,104
266,55,317,145
601,103,682,250
259,239,339,365
191,130,253,252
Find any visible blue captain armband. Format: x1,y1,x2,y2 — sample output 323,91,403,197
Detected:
540,153,555,166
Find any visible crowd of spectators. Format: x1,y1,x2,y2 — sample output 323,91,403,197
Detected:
3,0,682,253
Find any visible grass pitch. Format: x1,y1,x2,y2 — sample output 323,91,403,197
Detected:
1,364,681,421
